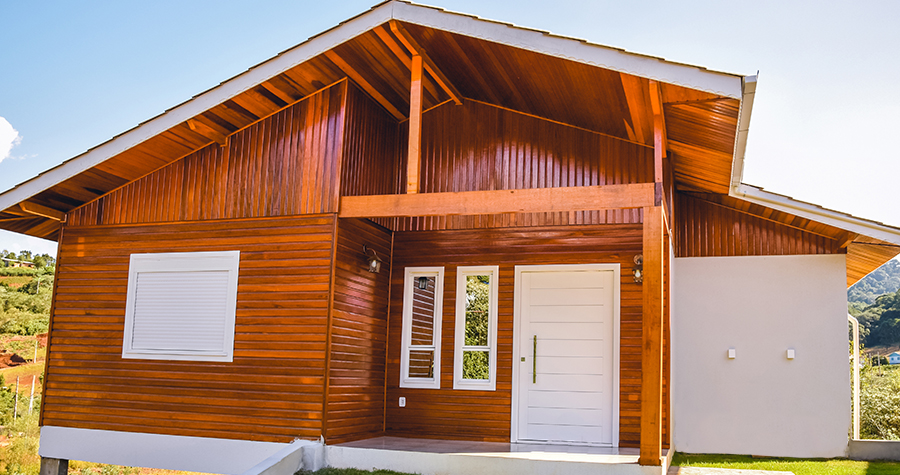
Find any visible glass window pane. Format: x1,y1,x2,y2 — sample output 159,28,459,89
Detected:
408,349,435,378
462,350,490,380
411,277,436,345
464,275,490,346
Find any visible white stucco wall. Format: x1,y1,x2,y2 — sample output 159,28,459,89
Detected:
671,254,849,458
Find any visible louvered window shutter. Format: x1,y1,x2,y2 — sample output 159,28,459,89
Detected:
122,251,239,362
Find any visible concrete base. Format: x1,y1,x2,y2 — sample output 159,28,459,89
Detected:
39,457,68,475
848,439,900,461
328,438,670,475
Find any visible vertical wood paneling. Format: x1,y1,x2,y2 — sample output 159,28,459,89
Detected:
674,192,843,257
69,83,347,226
344,100,654,231
340,83,402,197
325,218,392,444
385,224,655,447
43,215,336,442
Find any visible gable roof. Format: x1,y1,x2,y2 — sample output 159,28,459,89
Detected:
0,1,897,285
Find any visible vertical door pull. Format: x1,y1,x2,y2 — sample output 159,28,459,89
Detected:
533,335,537,384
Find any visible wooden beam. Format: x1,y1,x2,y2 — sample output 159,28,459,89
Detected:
19,202,65,222
620,73,648,145
839,231,860,249
649,80,668,152
390,20,463,106
374,25,441,101
324,50,405,120
639,205,664,466
187,118,228,147
407,54,424,194
340,183,655,218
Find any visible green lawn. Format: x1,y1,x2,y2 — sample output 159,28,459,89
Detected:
673,453,900,475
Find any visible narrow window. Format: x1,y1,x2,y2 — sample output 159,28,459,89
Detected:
400,267,444,389
122,251,240,362
453,266,499,390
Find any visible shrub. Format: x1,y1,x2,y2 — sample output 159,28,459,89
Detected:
860,366,900,440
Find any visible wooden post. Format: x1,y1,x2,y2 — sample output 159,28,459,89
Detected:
407,54,424,194
639,205,664,466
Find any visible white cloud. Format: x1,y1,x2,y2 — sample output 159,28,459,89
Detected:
0,116,22,163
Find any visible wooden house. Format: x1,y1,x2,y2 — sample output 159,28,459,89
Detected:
2,2,899,474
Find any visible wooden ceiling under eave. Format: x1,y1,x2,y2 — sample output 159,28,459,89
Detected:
1,19,742,240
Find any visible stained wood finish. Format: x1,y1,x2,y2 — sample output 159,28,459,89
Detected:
375,100,654,231
43,215,336,442
339,82,402,198
847,238,900,287
325,218,392,443
639,206,663,465
341,184,656,218
674,192,844,257
69,83,347,226
385,224,662,447
665,98,740,194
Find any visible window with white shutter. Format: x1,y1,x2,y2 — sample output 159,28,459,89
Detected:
122,251,240,362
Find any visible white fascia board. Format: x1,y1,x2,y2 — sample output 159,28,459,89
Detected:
392,1,744,98
730,75,757,190
0,2,395,214
732,184,900,246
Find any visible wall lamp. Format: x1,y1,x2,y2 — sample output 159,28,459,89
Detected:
363,245,382,274
633,254,643,283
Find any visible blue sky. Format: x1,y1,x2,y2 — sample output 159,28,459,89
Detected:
1,1,898,256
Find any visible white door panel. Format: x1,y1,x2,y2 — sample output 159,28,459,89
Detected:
516,267,618,447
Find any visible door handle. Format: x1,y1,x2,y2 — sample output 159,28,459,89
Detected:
533,335,537,384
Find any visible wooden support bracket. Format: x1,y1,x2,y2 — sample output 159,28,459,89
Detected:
187,118,229,147
324,50,405,120
390,20,463,105
19,202,65,222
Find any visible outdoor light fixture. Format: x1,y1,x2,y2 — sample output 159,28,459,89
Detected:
417,276,429,290
633,254,643,283
363,245,382,273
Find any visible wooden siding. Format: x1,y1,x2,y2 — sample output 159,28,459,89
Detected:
325,218,392,443
674,192,844,257
340,83,402,198
43,215,335,442
359,100,654,231
385,224,659,447
69,82,347,226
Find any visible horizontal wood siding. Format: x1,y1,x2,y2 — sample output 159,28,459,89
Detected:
385,225,651,446
44,215,335,442
674,192,843,257
69,82,347,226
325,218,392,443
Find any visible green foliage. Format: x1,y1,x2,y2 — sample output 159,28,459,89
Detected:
0,280,52,336
850,258,900,305
851,289,900,347
462,275,490,380
859,365,900,440
673,452,900,475
0,411,41,475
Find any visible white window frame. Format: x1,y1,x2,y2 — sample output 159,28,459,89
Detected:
122,250,240,362
453,265,499,390
400,267,444,389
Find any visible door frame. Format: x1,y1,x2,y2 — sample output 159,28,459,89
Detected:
510,263,621,446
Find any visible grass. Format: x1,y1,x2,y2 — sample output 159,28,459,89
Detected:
673,453,900,475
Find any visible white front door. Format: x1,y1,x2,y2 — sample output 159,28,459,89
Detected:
514,265,619,446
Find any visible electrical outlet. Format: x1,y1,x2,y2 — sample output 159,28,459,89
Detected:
399,397,406,407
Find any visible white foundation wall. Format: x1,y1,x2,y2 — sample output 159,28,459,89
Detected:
671,254,849,458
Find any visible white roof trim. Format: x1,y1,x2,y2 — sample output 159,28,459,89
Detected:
730,75,757,191
732,184,900,246
0,1,748,216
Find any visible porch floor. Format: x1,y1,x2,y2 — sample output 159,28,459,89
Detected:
329,436,669,475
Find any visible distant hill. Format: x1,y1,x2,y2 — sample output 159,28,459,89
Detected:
849,259,900,306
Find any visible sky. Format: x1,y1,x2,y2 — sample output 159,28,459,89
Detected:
1,0,898,258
